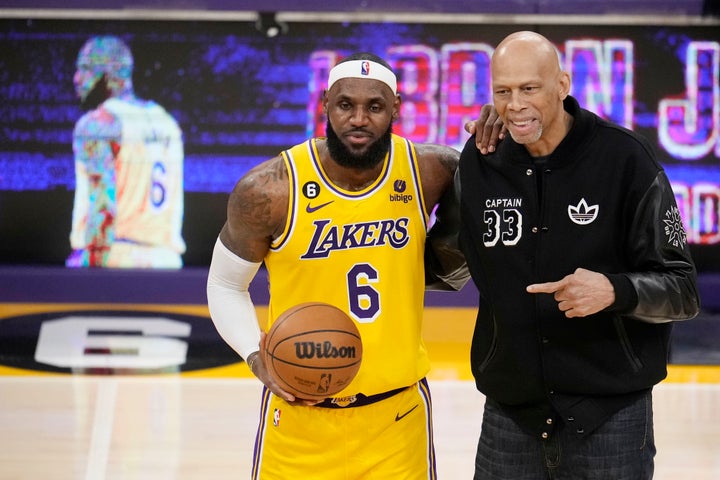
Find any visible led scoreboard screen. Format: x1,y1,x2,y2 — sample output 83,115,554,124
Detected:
0,19,718,269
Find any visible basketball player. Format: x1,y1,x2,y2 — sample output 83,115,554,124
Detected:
67,36,186,268
207,52,497,479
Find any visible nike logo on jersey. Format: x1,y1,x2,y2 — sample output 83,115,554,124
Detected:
306,201,334,213
395,404,419,422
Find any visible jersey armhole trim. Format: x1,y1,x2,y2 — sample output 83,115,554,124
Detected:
270,149,297,250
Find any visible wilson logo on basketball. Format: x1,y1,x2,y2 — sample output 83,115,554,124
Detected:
265,302,362,399
294,341,358,359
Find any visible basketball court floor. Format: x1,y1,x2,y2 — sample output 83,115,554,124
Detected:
1,268,719,479
2,375,719,479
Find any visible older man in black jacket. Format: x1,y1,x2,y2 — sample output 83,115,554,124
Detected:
436,31,700,480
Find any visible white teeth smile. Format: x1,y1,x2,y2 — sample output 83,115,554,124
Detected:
513,120,531,126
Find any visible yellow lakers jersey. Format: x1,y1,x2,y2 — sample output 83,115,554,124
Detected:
264,134,431,397
103,97,186,253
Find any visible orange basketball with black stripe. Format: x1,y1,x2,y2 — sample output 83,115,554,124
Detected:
263,302,363,399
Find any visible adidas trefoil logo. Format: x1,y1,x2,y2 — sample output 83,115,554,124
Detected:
568,198,599,225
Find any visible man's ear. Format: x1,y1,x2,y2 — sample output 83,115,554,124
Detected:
559,71,572,100
321,89,329,114
392,94,401,121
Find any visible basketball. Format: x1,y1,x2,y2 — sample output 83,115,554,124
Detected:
263,302,363,400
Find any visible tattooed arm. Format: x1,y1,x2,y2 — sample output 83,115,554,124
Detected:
220,155,290,262
207,155,305,402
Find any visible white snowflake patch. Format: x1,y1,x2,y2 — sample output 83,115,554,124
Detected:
663,206,687,248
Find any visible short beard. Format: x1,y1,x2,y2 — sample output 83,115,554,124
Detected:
325,121,392,170
508,123,543,145
80,74,111,111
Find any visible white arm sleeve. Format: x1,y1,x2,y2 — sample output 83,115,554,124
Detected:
206,238,263,360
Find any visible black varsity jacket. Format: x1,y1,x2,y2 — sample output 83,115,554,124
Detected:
455,96,700,438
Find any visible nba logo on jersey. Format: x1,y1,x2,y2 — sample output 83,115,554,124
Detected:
361,61,370,76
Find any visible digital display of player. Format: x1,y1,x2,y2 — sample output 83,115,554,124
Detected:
1,19,718,267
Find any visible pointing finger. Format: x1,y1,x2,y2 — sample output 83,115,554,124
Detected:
527,280,565,294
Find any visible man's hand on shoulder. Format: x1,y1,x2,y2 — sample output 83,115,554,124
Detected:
464,103,505,154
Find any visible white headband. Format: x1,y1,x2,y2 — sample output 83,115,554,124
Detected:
327,59,397,94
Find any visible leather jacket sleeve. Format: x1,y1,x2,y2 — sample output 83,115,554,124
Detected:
425,169,470,291
615,171,700,323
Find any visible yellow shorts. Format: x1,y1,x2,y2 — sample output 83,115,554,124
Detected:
252,379,437,479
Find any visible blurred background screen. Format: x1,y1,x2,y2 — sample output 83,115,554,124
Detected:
1,18,718,268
